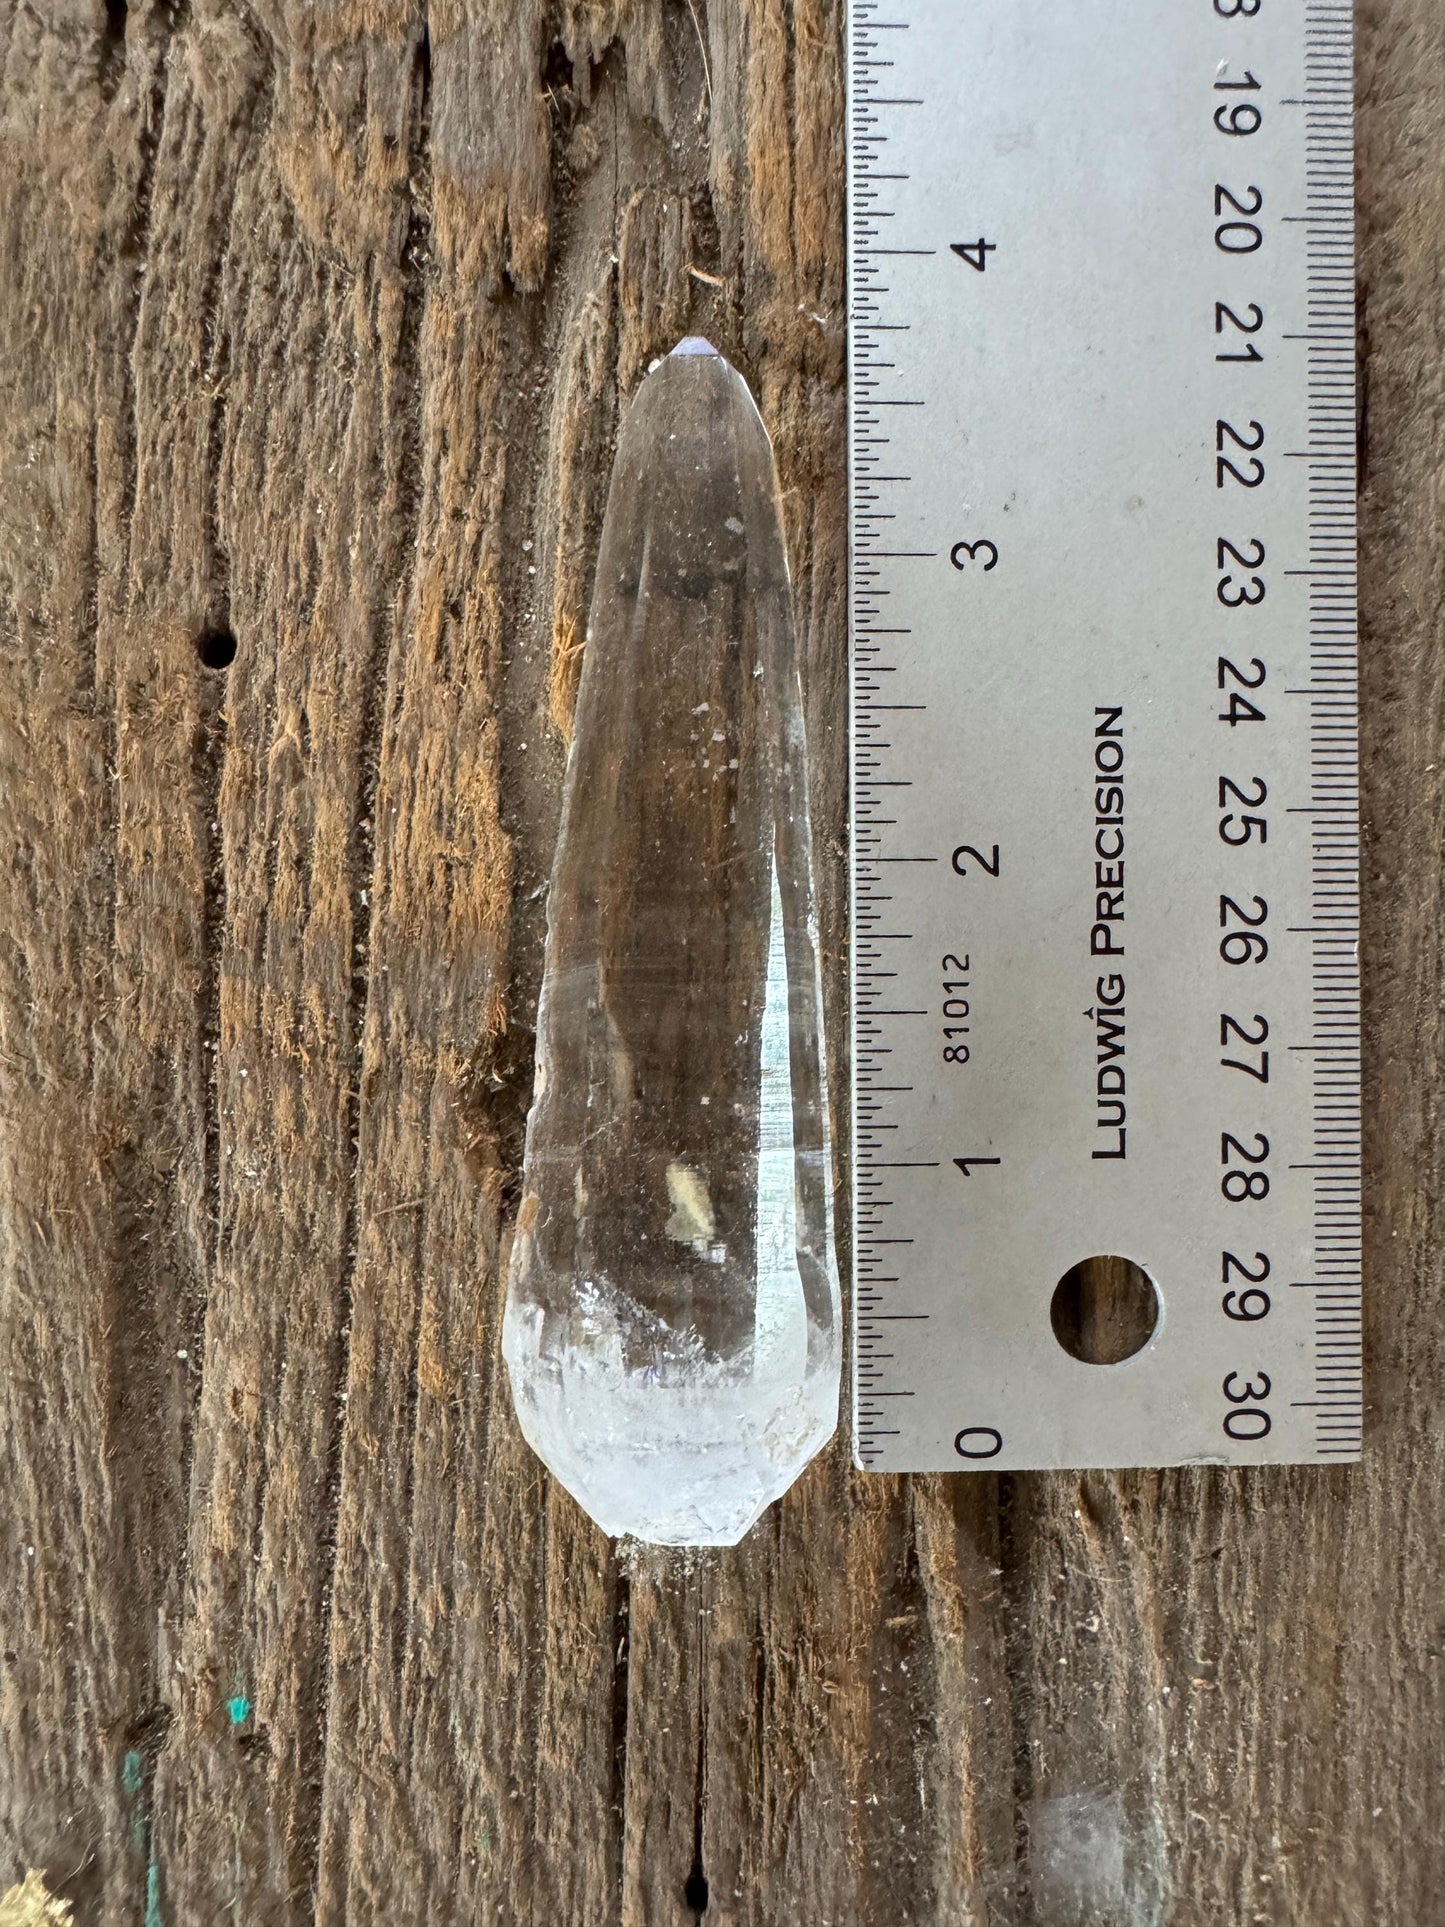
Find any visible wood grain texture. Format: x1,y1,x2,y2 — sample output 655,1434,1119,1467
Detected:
0,2,1440,1923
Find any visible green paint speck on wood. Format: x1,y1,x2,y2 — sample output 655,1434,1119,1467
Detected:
144,1860,163,1927
227,1695,250,1727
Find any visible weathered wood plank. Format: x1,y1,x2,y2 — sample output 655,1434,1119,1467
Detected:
1,2,1442,1924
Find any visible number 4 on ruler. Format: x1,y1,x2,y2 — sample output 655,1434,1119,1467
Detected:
950,238,996,271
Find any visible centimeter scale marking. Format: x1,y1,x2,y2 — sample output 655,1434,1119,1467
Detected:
848,0,1361,1470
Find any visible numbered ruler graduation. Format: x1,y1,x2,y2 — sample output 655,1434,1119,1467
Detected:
848,0,1361,1470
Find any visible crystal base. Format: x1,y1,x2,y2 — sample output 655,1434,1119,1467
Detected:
504,1302,837,1546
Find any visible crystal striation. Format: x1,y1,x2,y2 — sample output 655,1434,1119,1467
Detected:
502,338,841,1546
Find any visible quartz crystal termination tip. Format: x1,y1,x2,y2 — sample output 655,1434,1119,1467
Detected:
501,337,841,1547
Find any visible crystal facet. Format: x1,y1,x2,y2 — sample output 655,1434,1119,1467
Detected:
503,339,841,1546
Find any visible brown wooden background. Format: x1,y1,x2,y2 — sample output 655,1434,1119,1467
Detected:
1,2,1440,1922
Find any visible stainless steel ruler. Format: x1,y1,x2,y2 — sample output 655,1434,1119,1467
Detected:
847,0,1361,1469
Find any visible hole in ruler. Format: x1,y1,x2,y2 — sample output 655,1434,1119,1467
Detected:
1050,1256,1159,1365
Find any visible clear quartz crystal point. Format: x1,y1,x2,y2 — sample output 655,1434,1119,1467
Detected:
503,338,841,1546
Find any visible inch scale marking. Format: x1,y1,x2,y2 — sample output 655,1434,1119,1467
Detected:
848,1,1361,1469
